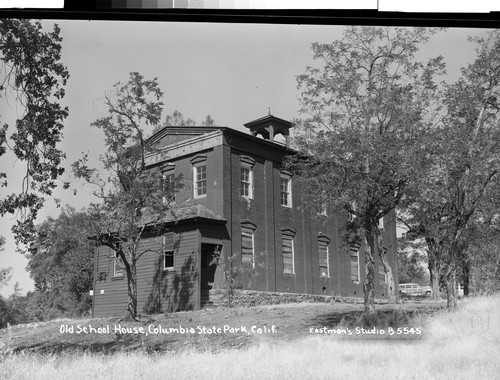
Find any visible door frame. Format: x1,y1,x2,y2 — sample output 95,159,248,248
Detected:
198,237,223,308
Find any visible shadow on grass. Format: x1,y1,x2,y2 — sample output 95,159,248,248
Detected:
11,331,181,355
308,305,445,330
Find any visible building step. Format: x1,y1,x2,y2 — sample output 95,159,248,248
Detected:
201,300,215,308
201,288,213,308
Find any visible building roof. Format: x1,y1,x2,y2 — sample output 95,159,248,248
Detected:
163,204,226,224
146,126,225,148
89,204,226,241
139,204,226,227
244,114,294,143
243,114,294,130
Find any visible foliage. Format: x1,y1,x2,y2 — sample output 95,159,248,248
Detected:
1,207,95,325
0,19,69,245
288,26,445,312
0,296,12,328
23,207,94,317
164,110,195,127
0,237,13,289
209,251,248,308
397,236,428,284
0,284,27,327
0,267,12,289
400,30,500,308
151,110,217,135
73,72,182,319
466,210,500,295
201,115,216,127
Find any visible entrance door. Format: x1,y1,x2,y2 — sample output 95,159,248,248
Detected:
200,243,221,306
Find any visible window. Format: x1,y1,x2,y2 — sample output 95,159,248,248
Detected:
163,233,175,270
240,156,255,199
191,154,207,198
348,201,357,222
378,217,384,230
241,165,253,199
162,171,176,203
350,241,361,283
280,173,292,207
318,236,330,278
378,265,387,286
113,250,125,277
193,164,207,198
319,203,328,216
241,226,255,268
282,229,295,274
282,236,294,274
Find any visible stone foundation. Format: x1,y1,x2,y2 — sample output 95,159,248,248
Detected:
208,289,374,308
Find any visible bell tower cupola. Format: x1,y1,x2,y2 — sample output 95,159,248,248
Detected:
244,113,294,147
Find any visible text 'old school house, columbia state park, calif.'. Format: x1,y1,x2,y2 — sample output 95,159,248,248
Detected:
91,114,398,316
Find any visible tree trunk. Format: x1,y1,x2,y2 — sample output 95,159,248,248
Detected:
428,252,441,300
445,253,458,310
126,260,138,320
363,232,376,315
445,270,457,309
426,238,441,300
462,259,470,297
375,227,396,303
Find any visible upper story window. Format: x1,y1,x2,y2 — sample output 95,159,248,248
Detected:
348,201,357,222
319,203,328,216
241,165,253,199
240,156,256,199
194,165,207,198
191,154,207,199
162,171,176,204
378,217,384,230
280,171,292,207
113,250,125,277
318,234,330,278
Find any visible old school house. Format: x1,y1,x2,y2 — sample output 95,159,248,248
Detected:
92,115,398,316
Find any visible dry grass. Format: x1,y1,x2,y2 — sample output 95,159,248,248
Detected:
1,296,499,380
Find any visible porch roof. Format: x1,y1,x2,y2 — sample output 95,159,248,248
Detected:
157,204,226,225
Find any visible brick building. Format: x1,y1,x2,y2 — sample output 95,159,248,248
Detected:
92,115,398,316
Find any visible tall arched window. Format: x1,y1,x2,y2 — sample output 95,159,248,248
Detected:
318,234,331,278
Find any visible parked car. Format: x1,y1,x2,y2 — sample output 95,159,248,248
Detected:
399,283,432,297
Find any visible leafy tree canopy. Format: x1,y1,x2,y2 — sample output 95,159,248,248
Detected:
151,110,217,135
288,26,445,311
290,26,445,223
26,207,94,317
397,235,428,284
399,30,500,307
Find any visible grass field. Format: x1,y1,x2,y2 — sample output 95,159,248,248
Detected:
1,296,499,379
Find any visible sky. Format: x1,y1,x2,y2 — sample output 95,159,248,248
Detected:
0,20,491,298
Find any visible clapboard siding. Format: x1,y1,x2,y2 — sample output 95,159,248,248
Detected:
93,229,201,317
93,245,128,317
159,229,199,312
136,237,163,315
